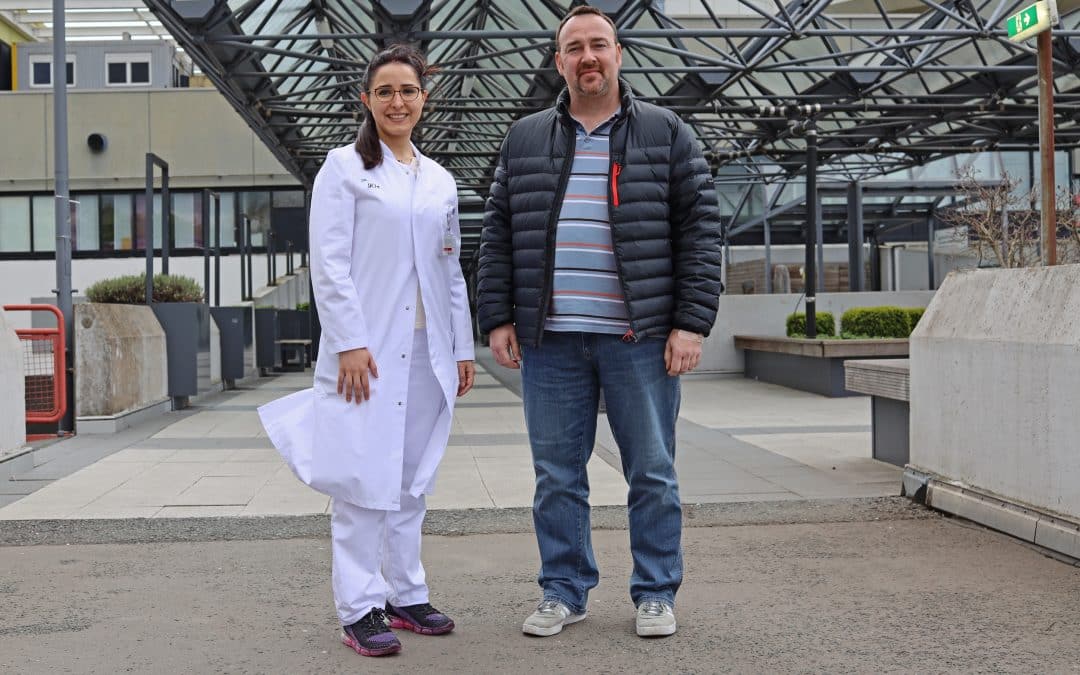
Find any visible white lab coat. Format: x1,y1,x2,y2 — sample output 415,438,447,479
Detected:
258,141,475,510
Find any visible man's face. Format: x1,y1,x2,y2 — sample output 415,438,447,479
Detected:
555,14,622,100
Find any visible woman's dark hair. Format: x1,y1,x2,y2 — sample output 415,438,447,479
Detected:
355,44,436,169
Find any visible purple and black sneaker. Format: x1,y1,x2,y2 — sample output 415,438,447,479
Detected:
386,602,455,635
341,608,402,657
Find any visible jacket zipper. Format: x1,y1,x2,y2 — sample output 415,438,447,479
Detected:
537,123,576,347
610,162,622,207
607,121,637,342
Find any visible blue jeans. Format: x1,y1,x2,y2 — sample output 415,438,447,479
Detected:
520,331,682,613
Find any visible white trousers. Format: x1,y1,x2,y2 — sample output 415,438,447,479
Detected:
331,329,446,625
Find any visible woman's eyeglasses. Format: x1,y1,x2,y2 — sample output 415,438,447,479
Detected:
369,86,423,102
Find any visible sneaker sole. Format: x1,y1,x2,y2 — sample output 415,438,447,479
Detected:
341,631,402,657
522,611,586,637
636,621,677,638
388,616,455,635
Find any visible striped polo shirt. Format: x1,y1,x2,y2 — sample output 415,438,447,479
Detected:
544,109,629,336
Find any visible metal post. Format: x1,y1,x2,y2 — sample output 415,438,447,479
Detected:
52,0,74,434
145,155,155,304
1038,28,1057,265
267,230,276,287
214,194,221,306
161,175,171,275
144,153,169,303
805,122,818,338
201,190,211,304
244,216,253,299
816,198,825,292
237,200,247,301
927,215,936,290
764,217,773,293
847,182,865,291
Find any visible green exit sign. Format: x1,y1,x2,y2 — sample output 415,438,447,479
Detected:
1007,0,1056,42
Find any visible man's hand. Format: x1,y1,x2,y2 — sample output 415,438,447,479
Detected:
488,324,521,369
664,329,703,376
337,347,378,404
457,360,476,397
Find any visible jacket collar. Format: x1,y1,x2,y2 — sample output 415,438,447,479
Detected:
555,78,634,126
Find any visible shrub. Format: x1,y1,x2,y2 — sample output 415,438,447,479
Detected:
86,273,203,304
903,307,925,334
296,302,310,311
840,306,908,338
786,311,835,337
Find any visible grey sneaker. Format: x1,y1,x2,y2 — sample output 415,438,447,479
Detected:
635,600,676,637
522,599,586,637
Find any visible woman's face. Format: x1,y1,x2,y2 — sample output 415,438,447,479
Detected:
360,62,428,146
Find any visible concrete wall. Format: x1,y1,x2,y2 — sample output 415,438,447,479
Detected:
251,268,310,310
703,290,935,373
0,309,26,453
0,89,299,192
74,303,167,417
910,265,1080,520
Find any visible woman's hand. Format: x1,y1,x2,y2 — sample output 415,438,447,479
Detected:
457,360,475,397
338,348,378,404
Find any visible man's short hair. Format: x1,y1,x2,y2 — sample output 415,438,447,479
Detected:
555,5,618,51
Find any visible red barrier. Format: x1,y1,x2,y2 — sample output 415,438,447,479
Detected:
3,305,67,432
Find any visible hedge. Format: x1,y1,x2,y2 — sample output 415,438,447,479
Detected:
786,311,835,337
840,306,910,338
903,307,925,333
86,273,204,304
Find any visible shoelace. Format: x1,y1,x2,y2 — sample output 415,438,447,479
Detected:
639,601,668,617
357,608,391,636
535,599,565,615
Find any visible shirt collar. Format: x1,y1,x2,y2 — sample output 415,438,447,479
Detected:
571,106,622,135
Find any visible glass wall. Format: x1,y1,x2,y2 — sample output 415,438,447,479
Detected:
0,188,303,256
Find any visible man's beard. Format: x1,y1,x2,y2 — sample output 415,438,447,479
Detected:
574,70,610,97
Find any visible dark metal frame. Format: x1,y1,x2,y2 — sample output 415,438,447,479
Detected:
144,0,1080,259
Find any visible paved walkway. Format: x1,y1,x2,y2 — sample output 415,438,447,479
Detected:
3,353,1079,673
0,355,899,519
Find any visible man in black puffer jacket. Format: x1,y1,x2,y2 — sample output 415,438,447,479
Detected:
477,6,722,640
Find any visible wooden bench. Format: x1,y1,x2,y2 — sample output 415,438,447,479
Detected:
844,358,909,467
276,338,312,372
734,335,908,397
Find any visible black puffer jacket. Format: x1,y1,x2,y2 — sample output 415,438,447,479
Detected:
477,80,722,347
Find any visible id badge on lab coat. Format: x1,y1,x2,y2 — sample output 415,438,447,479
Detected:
442,205,458,256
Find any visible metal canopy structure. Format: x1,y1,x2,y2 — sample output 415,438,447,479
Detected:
142,0,1080,258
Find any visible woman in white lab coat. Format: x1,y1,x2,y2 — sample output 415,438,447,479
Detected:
258,45,475,658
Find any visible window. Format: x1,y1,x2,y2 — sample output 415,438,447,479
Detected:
31,196,55,252
99,194,135,251
0,197,32,253
29,55,75,88
105,53,152,87
73,195,100,252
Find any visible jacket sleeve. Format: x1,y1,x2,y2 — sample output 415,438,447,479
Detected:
668,118,723,337
476,134,515,333
446,191,477,361
309,152,371,354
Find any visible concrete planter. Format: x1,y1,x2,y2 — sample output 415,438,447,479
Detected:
210,306,252,385
734,335,908,397
74,303,168,424
254,307,277,372
254,307,312,373
151,302,212,405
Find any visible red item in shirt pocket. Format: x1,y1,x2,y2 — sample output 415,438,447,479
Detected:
611,162,622,207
